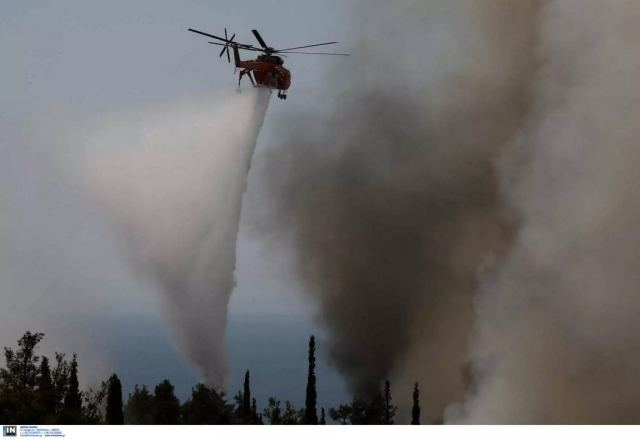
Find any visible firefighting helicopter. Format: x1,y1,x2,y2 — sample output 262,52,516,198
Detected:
188,27,349,100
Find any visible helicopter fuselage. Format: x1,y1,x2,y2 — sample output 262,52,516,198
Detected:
233,45,291,98
188,27,347,101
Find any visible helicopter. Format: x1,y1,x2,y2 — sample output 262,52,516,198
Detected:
188,27,349,100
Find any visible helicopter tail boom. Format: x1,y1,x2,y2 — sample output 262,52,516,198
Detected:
232,43,241,67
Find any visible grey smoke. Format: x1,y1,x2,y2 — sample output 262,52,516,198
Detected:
455,0,640,423
85,89,271,388
261,0,539,418
262,0,640,423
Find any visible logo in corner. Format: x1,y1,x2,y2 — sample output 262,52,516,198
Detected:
2,426,16,437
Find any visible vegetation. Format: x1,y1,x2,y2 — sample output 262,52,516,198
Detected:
0,332,422,425
105,374,124,424
303,335,318,424
411,382,420,425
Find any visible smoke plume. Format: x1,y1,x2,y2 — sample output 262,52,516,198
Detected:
86,88,271,388
262,0,539,418
263,0,640,423
454,0,640,423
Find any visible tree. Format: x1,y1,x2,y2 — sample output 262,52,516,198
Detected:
382,380,396,425
349,394,385,425
262,397,281,425
328,404,352,425
411,382,420,425
242,370,251,421
232,390,243,420
82,382,107,424
2,332,44,391
60,354,82,423
320,407,326,425
35,356,56,422
251,398,258,424
303,335,318,424
124,385,154,424
51,353,70,415
0,331,44,423
181,383,232,425
281,401,303,425
153,379,180,424
106,374,124,424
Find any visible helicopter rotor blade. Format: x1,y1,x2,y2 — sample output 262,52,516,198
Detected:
207,41,262,52
188,28,228,42
275,41,338,52
251,29,269,49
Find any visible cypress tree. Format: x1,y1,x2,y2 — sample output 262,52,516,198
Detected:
242,370,251,420
62,354,82,421
411,382,421,425
320,407,326,425
382,380,396,425
106,374,124,424
51,353,70,417
303,335,318,424
36,356,56,421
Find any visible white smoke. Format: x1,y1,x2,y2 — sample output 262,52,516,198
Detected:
84,88,271,388
452,0,640,423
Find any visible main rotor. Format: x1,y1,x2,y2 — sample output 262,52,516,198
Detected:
188,27,350,59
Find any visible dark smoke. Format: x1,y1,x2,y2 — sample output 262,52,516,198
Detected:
261,0,540,418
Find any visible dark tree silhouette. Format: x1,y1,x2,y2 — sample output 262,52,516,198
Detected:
106,374,124,424
2,332,43,390
350,393,385,425
125,385,154,424
1,330,427,425
251,397,258,424
242,370,251,421
383,380,397,425
262,397,281,425
82,381,107,424
0,331,44,423
328,404,352,425
411,382,420,425
60,354,82,423
36,356,56,422
303,335,318,424
51,353,70,415
281,401,303,425
181,384,232,424
153,379,180,424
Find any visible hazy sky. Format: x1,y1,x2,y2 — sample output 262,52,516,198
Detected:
0,0,354,407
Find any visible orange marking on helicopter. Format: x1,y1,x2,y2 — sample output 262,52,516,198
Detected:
188,27,348,100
